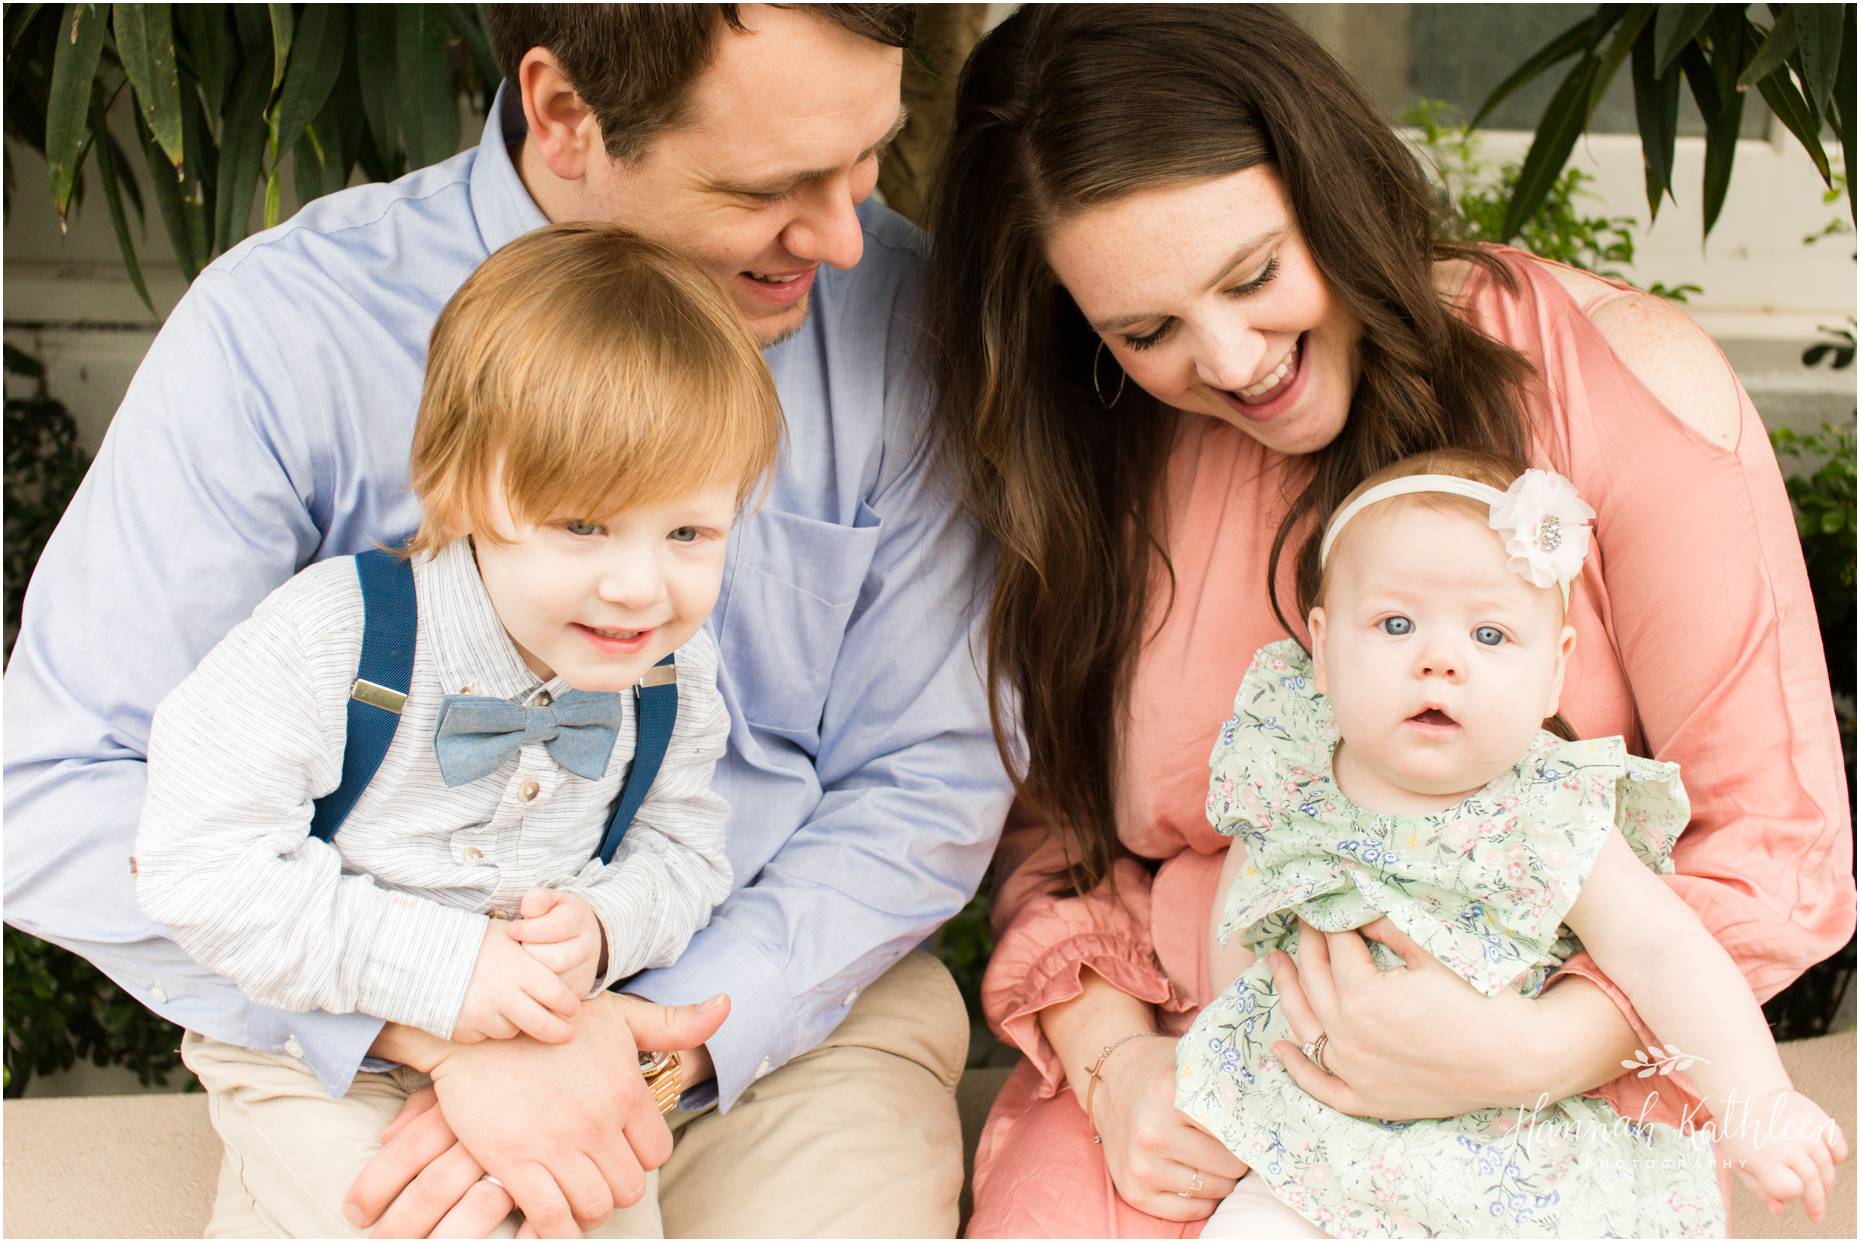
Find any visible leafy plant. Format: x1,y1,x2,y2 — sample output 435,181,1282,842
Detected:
4,344,188,1097
1405,99,1702,300
3,3,498,313
1471,3,1855,242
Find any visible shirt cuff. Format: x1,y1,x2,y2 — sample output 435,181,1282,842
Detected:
622,920,796,1112
1547,951,1705,1129
352,893,488,1039
986,931,1176,1098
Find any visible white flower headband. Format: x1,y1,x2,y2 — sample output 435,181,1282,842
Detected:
1318,469,1596,607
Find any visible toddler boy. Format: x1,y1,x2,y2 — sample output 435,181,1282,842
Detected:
133,222,783,1235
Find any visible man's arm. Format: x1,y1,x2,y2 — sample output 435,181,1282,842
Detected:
2,273,391,1094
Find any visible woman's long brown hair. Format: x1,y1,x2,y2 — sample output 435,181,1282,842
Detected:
922,4,1539,897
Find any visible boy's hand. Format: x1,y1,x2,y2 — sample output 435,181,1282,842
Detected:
454,918,581,1044
1719,1088,1848,1223
508,887,606,997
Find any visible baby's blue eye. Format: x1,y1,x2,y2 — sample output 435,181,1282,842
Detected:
669,527,700,544
1474,626,1506,646
1378,616,1413,636
564,519,600,537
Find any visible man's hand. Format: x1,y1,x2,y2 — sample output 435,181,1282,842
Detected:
453,919,582,1045
507,889,604,997
344,991,729,1239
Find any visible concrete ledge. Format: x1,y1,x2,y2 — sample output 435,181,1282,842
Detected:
5,1033,1852,1238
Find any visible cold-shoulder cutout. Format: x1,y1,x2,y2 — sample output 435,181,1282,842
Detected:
1526,257,1743,452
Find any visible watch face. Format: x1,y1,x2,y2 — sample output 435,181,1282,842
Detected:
637,1049,674,1076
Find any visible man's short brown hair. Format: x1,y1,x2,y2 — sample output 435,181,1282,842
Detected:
488,4,915,161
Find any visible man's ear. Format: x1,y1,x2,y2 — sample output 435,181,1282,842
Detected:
1544,624,1578,716
1307,607,1328,695
517,47,602,182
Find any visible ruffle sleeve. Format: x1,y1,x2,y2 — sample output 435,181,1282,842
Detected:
979,800,1181,1097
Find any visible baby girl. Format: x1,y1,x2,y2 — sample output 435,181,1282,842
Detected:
1176,449,1846,1238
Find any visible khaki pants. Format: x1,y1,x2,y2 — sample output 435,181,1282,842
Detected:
191,951,970,1238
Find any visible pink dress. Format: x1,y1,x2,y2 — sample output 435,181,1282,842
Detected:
966,248,1855,1238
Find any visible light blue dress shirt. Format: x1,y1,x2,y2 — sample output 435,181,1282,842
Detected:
3,90,1011,1111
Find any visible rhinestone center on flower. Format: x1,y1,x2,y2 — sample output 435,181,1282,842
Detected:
1535,514,1563,552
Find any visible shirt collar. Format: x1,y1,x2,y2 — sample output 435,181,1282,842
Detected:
469,82,550,258
415,538,563,704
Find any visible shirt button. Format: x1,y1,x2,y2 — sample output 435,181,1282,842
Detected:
149,983,167,1004
459,685,473,694
519,780,540,802
534,690,553,707
283,1037,305,1059
462,846,484,862
842,989,860,1008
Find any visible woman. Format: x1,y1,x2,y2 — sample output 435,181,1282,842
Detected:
922,5,1853,1237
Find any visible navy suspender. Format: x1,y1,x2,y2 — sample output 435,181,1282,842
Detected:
308,550,677,862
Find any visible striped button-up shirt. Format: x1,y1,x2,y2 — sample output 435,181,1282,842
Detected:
134,539,731,1039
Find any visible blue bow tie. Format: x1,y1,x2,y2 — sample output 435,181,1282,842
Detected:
432,690,624,786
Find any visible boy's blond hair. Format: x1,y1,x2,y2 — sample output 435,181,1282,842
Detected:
406,222,783,556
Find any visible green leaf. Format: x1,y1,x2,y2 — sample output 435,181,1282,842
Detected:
443,3,499,92
213,47,272,252
1631,30,1682,219
1470,12,1598,130
112,3,183,171
396,5,457,169
176,69,212,261
1838,5,1856,221
87,95,151,313
1755,58,1832,184
263,164,281,229
1500,54,1601,243
272,4,347,161
292,123,327,205
6,3,47,59
1654,4,1714,76
354,5,397,170
266,1,292,93
46,2,109,226
1588,5,1655,119
1738,5,1798,90
1795,0,1845,120
176,4,227,119
135,105,195,278
1680,41,1743,239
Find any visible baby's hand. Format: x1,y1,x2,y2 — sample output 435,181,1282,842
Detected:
453,918,581,1044
1719,1088,1848,1222
507,887,606,997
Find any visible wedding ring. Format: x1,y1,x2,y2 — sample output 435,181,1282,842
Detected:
1190,1169,1205,1194
1299,1033,1330,1074
480,1174,505,1190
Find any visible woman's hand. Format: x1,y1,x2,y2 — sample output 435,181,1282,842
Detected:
1091,1035,1247,1221
1267,917,1541,1121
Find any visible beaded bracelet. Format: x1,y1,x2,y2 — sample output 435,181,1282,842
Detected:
1082,1032,1159,1145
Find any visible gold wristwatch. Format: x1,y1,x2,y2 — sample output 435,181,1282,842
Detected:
638,1050,682,1115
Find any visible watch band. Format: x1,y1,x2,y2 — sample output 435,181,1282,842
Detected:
638,1050,682,1115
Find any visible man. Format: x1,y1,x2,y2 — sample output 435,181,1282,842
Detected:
2,5,1010,1236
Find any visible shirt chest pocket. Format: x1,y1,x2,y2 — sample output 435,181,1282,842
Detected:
718,504,882,738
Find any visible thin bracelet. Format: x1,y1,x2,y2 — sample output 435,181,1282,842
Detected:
1082,1032,1160,1145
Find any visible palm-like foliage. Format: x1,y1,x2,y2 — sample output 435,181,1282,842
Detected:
4,3,497,312
1473,3,1855,242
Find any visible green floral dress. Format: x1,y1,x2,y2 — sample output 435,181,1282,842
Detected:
1175,640,1725,1238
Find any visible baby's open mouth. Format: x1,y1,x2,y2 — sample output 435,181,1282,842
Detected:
1409,708,1457,727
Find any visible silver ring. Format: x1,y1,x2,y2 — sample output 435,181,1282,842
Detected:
1190,1169,1205,1195
480,1174,505,1190
1299,1033,1330,1074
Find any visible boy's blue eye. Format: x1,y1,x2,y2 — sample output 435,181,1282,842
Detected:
564,519,601,537
669,527,700,544
1378,616,1413,636
1474,626,1506,647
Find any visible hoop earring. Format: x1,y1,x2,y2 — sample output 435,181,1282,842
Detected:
1093,339,1127,409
